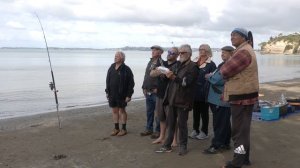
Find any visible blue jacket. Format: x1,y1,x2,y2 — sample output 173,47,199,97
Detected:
207,62,230,107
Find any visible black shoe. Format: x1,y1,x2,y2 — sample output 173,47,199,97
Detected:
220,145,231,151
178,146,188,156
224,161,241,168
140,130,153,136
150,132,160,139
244,160,251,166
203,146,219,154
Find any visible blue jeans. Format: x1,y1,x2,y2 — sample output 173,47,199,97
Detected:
145,94,160,132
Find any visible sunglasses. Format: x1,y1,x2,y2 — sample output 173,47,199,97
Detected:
168,51,177,56
179,52,188,55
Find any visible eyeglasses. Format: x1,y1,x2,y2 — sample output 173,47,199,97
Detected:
179,52,188,55
168,50,177,56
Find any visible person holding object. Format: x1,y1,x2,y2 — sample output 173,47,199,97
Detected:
219,28,259,168
105,51,135,136
156,44,198,156
150,47,179,145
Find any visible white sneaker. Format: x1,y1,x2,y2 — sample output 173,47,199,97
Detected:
189,130,198,139
196,131,208,140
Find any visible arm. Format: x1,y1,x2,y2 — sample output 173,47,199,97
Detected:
166,64,198,87
150,68,162,77
105,66,112,99
126,67,135,98
207,70,224,86
220,49,252,79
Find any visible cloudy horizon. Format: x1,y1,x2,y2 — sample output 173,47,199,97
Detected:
1,0,299,49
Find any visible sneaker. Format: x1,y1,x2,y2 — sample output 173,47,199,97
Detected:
203,146,219,154
140,130,153,136
196,131,208,140
150,132,160,139
110,129,120,136
117,129,127,136
189,130,198,139
178,146,188,156
155,146,172,153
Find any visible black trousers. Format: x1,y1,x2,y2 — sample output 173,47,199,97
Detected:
209,103,231,148
230,104,253,167
192,101,209,135
164,106,189,148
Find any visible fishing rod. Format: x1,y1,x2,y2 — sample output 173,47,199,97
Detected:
35,13,62,129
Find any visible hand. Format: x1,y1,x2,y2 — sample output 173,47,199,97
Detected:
143,89,147,97
205,73,213,79
125,97,131,102
165,71,174,78
106,94,109,100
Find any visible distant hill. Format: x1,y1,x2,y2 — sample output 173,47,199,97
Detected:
259,33,300,54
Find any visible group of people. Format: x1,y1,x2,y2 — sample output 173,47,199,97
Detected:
105,27,259,168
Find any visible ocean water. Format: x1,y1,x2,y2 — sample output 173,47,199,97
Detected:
0,48,300,119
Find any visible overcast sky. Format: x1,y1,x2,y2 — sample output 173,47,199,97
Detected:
0,0,299,49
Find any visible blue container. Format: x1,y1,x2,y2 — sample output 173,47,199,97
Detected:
261,106,279,121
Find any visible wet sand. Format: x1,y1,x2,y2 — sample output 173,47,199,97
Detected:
0,78,300,168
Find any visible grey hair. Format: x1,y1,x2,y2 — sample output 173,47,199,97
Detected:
116,51,126,61
199,44,212,57
179,44,192,55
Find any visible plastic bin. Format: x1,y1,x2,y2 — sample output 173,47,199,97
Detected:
261,106,279,121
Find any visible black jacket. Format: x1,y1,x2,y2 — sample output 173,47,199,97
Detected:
194,61,216,102
164,60,198,110
105,63,135,99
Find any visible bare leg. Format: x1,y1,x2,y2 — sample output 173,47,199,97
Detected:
112,107,120,124
172,123,178,147
152,121,166,144
119,108,127,125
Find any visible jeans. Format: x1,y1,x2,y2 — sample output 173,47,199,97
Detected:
145,94,160,132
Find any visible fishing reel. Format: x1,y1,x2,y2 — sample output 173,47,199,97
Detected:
49,82,59,92
49,82,54,91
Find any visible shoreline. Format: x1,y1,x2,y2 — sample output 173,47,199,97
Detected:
1,77,300,121
0,78,300,167
1,77,300,130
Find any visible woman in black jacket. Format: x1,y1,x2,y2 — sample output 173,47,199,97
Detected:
190,44,216,140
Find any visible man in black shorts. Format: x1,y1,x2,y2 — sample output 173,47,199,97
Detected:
105,51,135,136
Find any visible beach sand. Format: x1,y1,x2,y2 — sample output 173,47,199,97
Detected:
1,79,300,168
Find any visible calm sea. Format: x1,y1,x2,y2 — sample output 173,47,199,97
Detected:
1,48,300,119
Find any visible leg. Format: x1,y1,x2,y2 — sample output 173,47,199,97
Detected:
200,102,209,135
111,107,120,136
177,107,189,155
163,106,177,148
192,101,201,133
230,104,253,167
153,99,166,143
172,122,178,147
119,108,127,125
145,94,156,132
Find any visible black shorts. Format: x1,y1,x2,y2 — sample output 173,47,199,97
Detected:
109,99,127,108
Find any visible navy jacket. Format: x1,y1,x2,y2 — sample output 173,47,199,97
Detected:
105,63,135,99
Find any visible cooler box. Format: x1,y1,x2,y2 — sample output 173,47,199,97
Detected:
261,106,279,121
